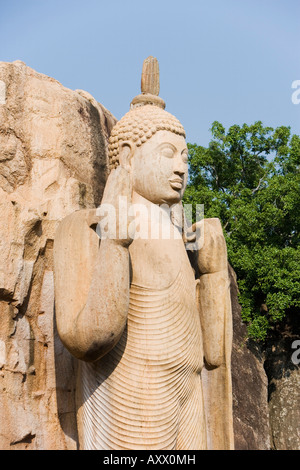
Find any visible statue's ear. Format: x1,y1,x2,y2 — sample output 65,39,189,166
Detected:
119,141,133,172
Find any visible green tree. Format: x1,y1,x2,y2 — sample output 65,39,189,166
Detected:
184,121,300,340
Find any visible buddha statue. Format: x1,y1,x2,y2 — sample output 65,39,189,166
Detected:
53,57,234,450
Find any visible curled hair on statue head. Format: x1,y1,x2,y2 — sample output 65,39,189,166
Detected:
108,105,186,172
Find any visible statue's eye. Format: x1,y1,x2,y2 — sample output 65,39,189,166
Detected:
160,146,175,158
182,151,188,163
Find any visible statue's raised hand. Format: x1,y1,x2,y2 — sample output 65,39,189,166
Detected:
95,166,134,247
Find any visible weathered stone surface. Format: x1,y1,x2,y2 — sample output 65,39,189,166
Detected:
0,60,116,449
264,313,300,450
230,265,271,450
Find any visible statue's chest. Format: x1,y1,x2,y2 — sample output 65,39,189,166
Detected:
127,238,202,373
129,238,195,290
127,271,202,372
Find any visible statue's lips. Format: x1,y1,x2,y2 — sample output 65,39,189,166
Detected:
169,177,183,190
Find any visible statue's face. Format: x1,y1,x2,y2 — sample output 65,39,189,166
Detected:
131,130,188,205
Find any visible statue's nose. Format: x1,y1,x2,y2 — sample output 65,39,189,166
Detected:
173,155,186,176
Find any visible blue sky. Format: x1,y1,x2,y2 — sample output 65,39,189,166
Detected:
0,0,299,145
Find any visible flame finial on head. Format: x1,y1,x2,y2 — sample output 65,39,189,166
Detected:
141,56,160,95
131,56,166,109
108,57,185,170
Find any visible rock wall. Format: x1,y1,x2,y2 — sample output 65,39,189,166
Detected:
230,266,270,450
0,61,116,449
230,264,300,451
264,312,300,450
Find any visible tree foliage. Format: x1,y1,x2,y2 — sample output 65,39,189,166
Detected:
183,121,300,340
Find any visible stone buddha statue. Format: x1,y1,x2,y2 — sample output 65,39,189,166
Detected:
53,57,234,450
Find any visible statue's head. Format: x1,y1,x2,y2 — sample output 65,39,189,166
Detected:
108,57,188,206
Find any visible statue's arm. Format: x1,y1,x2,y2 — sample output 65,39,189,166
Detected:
54,167,133,362
53,208,130,362
195,218,231,368
54,209,130,362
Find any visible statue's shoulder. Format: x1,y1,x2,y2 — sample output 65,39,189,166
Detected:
188,217,227,275
55,208,99,249
199,217,223,234
56,208,98,235
54,208,99,275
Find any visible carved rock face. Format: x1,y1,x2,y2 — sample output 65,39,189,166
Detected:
131,130,188,205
